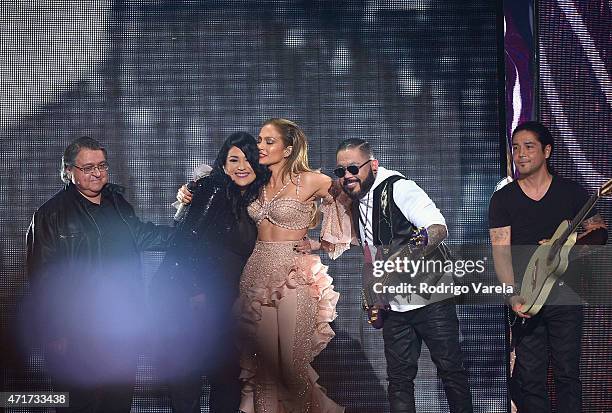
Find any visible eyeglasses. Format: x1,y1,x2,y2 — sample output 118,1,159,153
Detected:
333,159,372,178
71,162,109,175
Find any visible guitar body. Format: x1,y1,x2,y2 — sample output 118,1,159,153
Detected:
515,178,612,316
519,220,577,316
361,227,429,329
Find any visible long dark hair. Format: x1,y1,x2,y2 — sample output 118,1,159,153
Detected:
210,131,270,217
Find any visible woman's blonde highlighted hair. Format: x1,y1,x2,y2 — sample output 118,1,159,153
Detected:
261,118,313,183
262,118,320,227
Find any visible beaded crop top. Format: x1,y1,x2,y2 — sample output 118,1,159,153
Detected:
248,174,314,230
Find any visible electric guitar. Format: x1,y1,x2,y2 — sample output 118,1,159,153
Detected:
362,227,428,329
519,179,612,316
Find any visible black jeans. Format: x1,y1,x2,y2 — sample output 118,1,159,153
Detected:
53,382,135,413
155,298,241,413
46,338,138,413
382,300,473,413
511,305,582,413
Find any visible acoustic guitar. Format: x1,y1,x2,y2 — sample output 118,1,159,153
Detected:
519,179,612,316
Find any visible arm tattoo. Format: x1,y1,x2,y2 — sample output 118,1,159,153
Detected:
489,227,511,245
577,214,608,246
489,227,515,286
417,224,448,257
386,224,447,262
426,224,448,248
419,224,448,257
582,214,607,231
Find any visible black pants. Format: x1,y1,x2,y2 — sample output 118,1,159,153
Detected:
382,300,473,413
155,299,241,413
161,350,241,413
511,305,582,413
46,339,138,413
53,382,135,413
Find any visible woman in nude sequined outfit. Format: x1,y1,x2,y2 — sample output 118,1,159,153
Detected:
236,118,351,413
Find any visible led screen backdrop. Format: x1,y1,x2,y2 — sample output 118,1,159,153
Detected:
504,0,535,177
538,1,612,411
1,1,505,412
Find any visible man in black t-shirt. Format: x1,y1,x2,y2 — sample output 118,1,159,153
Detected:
488,121,607,413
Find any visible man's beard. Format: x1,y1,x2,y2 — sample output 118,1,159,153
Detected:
343,169,376,200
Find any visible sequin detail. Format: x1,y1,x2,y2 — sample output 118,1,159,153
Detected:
248,173,315,230
248,198,314,230
236,241,343,413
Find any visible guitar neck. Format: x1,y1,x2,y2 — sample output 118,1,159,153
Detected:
547,178,611,262
560,193,599,242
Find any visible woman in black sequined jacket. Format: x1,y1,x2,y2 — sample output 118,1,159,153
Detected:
151,131,269,413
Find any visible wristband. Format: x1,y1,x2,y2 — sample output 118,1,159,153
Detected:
503,287,518,303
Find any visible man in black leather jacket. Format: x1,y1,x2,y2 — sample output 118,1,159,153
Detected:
25,136,173,413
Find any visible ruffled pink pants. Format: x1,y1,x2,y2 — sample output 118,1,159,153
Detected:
236,241,344,413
